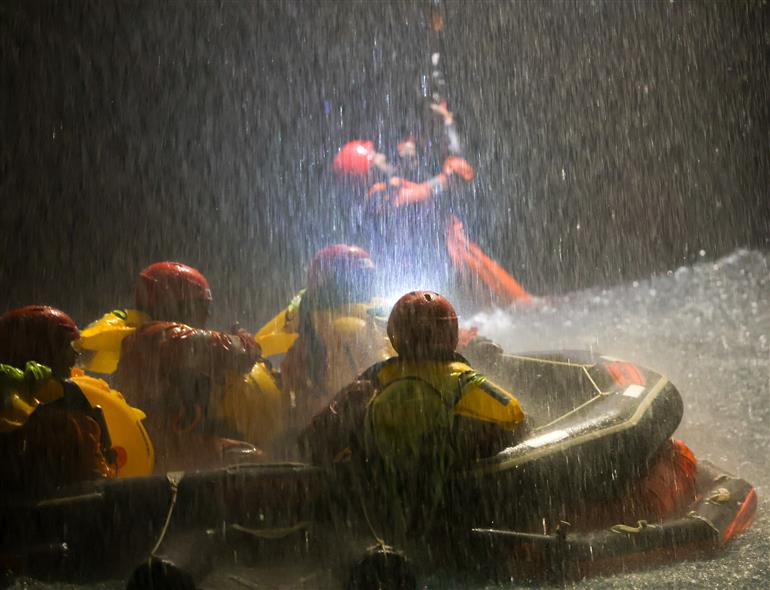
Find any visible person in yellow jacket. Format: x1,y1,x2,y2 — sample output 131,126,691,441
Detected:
300,291,526,541
78,262,282,465
279,245,395,443
0,306,153,499
75,261,214,375
303,289,525,464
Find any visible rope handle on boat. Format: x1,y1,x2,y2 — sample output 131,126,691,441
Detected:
610,520,654,534
359,493,387,552
148,471,185,557
705,487,731,504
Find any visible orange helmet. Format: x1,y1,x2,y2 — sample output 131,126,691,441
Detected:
135,262,212,326
387,291,458,360
333,140,377,177
0,306,80,377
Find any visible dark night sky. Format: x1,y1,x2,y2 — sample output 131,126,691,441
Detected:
1,1,767,329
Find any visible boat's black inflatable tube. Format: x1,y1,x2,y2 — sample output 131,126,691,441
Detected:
471,461,757,581
0,463,323,583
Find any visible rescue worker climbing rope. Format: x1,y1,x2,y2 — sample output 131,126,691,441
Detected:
332,1,531,306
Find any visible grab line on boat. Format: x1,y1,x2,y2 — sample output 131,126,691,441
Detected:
149,471,185,557
500,353,593,369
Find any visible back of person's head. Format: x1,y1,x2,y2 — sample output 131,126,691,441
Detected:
134,261,212,327
306,245,376,308
333,140,377,179
387,291,458,361
0,305,80,378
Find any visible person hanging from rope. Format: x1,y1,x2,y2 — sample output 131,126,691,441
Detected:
332,101,531,306
329,0,531,305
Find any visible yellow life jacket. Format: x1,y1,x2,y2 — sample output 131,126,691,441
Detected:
0,362,64,433
69,370,155,478
364,357,524,466
208,360,284,448
307,301,395,398
254,290,304,358
1,364,153,478
75,309,151,374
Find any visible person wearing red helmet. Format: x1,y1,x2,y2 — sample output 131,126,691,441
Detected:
0,306,80,379
278,245,394,441
0,306,117,497
300,290,525,541
333,141,395,179
302,290,525,462
333,101,532,306
76,261,212,375
104,262,269,472
256,245,379,362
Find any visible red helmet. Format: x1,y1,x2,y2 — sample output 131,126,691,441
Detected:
308,245,374,290
387,291,458,360
135,262,212,326
0,305,80,376
333,140,376,177
306,245,376,306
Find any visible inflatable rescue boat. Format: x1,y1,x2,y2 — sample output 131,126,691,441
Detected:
0,350,757,589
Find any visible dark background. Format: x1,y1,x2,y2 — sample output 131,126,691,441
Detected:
1,0,767,329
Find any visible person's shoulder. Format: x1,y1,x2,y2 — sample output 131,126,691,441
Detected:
359,356,399,382
68,369,110,392
443,352,474,373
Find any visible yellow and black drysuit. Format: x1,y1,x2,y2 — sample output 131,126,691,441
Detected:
362,355,524,465
301,353,525,542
